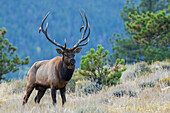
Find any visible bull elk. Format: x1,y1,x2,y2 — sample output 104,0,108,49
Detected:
23,9,90,106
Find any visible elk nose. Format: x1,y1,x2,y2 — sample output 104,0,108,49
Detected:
70,59,75,65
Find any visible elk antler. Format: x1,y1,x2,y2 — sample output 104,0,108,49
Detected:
71,9,90,50
39,12,66,50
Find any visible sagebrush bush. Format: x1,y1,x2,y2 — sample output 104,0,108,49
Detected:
76,80,102,95
112,89,137,98
135,62,152,75
139,81,155,89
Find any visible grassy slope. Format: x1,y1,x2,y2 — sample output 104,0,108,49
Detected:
0,62,170,113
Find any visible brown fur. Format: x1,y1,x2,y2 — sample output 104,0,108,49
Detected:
23,49,81,106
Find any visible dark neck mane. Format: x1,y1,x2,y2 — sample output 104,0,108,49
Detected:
63,68,74,81
59,60,75,81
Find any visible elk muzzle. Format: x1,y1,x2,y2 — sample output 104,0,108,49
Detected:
70,59,76,65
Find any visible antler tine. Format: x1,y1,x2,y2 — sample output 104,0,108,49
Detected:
78,38,90,47
77,24,90,45
64,39,67,49
71,9,90,50
79,9,85,32
39,12,65,50
81,9,88,40
79,10,85,26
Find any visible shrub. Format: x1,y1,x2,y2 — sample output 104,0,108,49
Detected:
112,89,137,98
79,44,109,84
162,65,170,70
79,45,126,86
135,62,152,75
158,77,170,87
139,81,155,89
76,80,102,95
107,58,127,86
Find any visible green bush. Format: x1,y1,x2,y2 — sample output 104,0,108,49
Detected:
107,58,127,86
79,45,126,86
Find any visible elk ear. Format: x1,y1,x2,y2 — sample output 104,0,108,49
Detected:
74,48,82,53
56,49,63,54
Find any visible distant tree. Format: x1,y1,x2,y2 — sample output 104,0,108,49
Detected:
120,0,169,22
109,0,170,64
109,33,141,65
0,28,29,82
126,10,170,63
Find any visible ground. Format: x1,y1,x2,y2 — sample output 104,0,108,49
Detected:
0,62,169,113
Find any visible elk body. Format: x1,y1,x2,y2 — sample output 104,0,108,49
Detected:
23,10,90,106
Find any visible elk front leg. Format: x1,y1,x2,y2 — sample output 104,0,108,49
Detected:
51,86,56,105
34,87,47,103
60,87,66,106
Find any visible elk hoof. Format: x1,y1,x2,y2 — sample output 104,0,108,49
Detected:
22,100,26,105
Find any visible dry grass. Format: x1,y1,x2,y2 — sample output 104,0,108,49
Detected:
0,62,170,113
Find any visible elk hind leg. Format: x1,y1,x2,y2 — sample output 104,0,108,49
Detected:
23,84,34,105
34,87,47,103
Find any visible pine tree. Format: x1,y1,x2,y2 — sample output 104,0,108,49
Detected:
0,28,29,82
79,45,126,86
120,0,169,22
126,10,170,63
109,0,170,64
79,45,109,82
109,33,141,65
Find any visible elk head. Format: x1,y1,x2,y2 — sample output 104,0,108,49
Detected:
39,9,90,69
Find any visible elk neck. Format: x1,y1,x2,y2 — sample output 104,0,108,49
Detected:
59,58,75,81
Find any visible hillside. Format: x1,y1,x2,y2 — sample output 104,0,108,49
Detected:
0,61,169,113
0,0,127,65
0,0,132,79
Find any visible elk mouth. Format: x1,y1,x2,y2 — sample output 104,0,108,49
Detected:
67,63,75,69
65,60,75,69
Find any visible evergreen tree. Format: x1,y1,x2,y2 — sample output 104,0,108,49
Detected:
0,28,29,82
109,33,141,65
79,45,126,86
109,0,170,64
126,10,170,63
120,0,169,22
79,45,109,82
